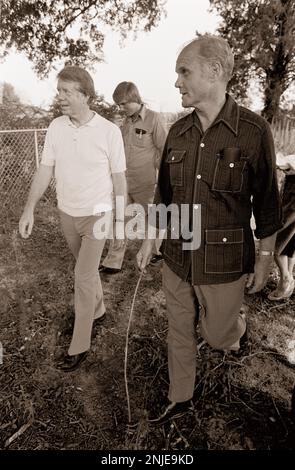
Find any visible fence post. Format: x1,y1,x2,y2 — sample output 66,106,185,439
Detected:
34,130,39,169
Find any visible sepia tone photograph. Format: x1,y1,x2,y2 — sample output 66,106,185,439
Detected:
0,0,295,460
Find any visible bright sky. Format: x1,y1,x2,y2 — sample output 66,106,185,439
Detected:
0,0,220,112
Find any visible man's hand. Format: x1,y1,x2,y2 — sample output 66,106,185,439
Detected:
246,255,273,294
19,209,34,239
17,164,53,239
136,239,154,271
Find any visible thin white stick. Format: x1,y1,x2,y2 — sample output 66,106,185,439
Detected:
4,420,33,448
124,270,144,423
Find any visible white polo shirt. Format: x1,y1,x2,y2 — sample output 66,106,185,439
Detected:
41,112,126,216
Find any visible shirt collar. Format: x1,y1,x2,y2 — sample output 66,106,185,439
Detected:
177,94,239,137
129,104,146,123
214,94,239,135
138,104,146,121
67,111,99,128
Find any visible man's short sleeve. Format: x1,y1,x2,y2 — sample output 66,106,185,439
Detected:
108,126,126,174
40,122,56,167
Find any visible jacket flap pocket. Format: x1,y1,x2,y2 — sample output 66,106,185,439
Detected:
166,150,186,163
205,228,244,244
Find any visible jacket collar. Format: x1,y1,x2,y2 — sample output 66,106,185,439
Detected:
177,94,239,137
214,94,239,135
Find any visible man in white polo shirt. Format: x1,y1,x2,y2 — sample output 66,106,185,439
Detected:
19,65,127,371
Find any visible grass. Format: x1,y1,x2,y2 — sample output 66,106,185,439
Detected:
0,203,295,451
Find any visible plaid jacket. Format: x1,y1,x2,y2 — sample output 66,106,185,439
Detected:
153,94,283,284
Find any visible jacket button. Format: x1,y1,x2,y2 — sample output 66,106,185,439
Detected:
172,156,175,161
200,143,205,148
197,174,201,180
222,237,227,242
229,163,234,168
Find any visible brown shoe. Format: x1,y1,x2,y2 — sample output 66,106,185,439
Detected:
56,351,88,372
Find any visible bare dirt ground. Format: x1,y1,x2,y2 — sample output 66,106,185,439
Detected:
1,202,295,451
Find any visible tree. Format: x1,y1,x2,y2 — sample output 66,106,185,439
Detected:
0,0,166,77
48,92,120,122
1,82,20,104
209,0,295,121
0,82,50,129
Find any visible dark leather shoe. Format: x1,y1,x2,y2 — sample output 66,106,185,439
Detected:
98,266,121,274
56,351,88,372
230,327,248,358
149,254,163,265
93,313,106,326
239,327,248,348
148,399,192,425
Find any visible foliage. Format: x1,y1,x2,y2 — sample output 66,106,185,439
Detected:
0,0,166,76
47,93,121,122
209,0,295,121
0,83,50,129
1,82,20,104
0,82,123,130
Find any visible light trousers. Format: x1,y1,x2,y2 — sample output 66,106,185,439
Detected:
102,187,162,269
162,263,247,402
59,210,111,355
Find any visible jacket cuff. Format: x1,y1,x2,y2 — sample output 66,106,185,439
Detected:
254,221,284,240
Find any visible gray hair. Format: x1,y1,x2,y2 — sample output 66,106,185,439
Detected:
185,34,234,82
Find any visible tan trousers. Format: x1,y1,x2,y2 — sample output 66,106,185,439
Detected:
102,187,162,269
163,263,247,402
59,210,110,355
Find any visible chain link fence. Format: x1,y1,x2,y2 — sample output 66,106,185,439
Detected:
1,118,294,214
0,128,56,212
